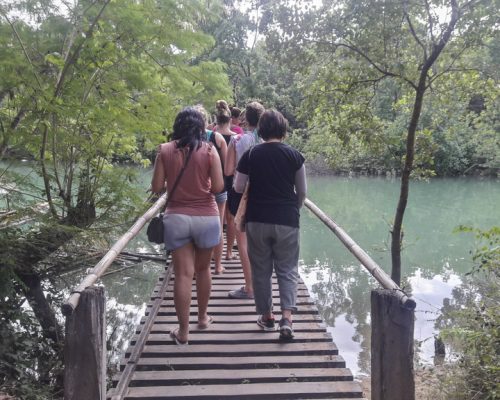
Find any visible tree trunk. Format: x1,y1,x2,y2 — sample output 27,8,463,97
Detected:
390,76,426,285
390,2,459,285
13,227,75,344
16,271,63,345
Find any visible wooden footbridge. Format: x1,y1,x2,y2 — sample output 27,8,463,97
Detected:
109,248,364,399
62,195,416,400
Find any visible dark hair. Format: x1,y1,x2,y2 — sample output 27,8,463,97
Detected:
172,107,205,150
245,101,265,127
215,100,231,125
257,109,288,141
230,106,241,119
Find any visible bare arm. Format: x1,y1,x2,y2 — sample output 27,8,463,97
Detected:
224,139,236,177
210,148,224,193
233,172,248,193
151,146,166,194
295,164,307,208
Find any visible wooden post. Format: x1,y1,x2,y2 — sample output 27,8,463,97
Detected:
64,286,106,400
371,289,415,400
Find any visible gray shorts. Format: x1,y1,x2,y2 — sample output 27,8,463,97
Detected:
215,191,227,204
163,214,221,251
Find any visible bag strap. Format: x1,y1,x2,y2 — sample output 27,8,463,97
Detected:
163,144,193,211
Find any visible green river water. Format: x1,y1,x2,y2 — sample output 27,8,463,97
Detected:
3,163,499,376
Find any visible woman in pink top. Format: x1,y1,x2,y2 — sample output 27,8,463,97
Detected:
151,107,224,345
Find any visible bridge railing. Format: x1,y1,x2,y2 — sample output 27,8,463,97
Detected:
61,193,167,400
305,198,416,400
62,195,416,400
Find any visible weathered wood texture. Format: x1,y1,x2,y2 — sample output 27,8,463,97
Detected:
371,289,415,400
109,251,365,399
64,286,106,400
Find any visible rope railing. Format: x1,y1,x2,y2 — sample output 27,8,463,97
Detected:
61,193,167,316
304,198,416,310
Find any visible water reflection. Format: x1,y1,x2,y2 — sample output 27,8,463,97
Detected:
301,262,375,374
99,238,165,371
297,175,499,375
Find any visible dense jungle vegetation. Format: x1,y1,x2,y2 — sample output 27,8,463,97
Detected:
0,0,498,398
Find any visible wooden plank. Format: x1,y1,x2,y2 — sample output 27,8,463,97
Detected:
153,289,312,297
122,368,354,386
144,314,323,324
125,355,347,371
127,342,338,358
141,322,327,333
131,331,332,345
148,298,315,307
155,282,310,290
147,304,319,316
122,381,363,399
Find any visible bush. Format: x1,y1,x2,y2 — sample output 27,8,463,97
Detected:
436,227,500,399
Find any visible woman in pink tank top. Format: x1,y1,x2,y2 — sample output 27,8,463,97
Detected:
151,107,224,345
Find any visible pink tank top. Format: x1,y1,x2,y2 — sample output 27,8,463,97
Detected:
160,141,218,216
231,125,244,135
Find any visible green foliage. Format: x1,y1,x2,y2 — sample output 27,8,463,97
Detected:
436,227,500,399
0,1,232,396
0,0,232,225
0,265,62,399
200,1,305,123
261,0,499,176
0,306,60,399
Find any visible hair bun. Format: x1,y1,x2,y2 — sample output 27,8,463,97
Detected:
215,100,231,119
216,100,229,112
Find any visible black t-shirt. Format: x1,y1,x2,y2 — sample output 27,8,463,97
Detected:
237,142,305,228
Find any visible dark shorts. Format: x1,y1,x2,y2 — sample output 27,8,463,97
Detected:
227,187,243,216
224,175,234,193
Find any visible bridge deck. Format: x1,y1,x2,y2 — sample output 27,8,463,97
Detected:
109,248,365,399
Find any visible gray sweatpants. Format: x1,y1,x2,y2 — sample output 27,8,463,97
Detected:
246,222,300,315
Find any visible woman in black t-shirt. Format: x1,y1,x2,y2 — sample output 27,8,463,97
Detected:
234,110,307,340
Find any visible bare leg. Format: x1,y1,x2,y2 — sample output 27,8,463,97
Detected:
214,202,226,274
235,229,253,295
194,246,214,326
225,209,236,259
172,242,195,343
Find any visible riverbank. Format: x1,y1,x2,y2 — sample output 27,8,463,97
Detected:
358,365,447,399
303,156,499,178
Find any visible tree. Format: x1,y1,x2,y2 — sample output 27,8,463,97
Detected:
266,0,498,284
0,0,231,395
